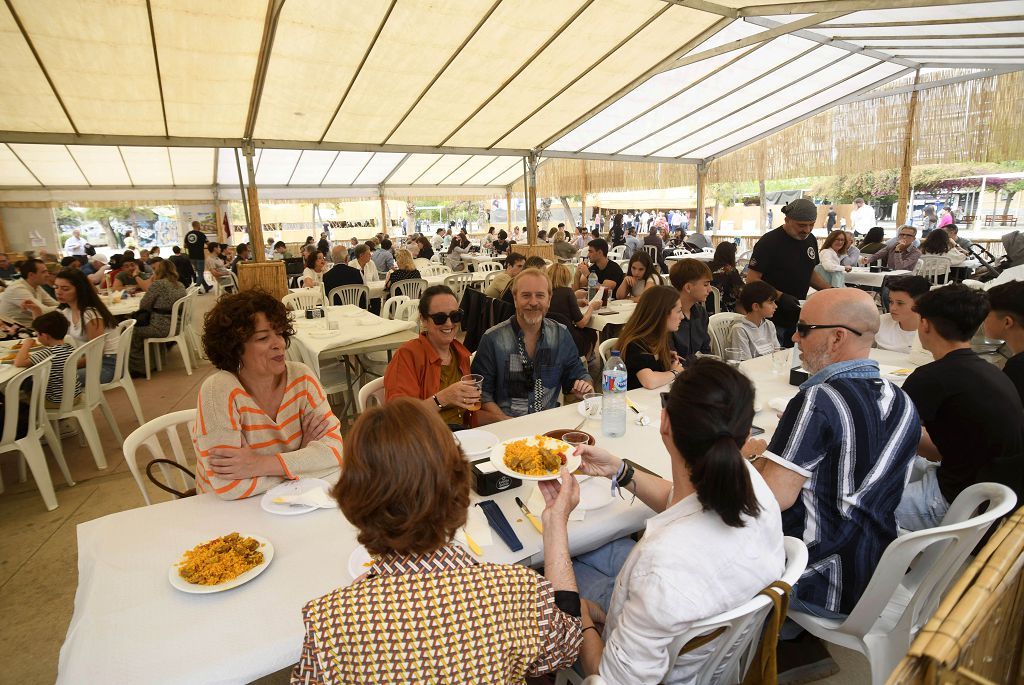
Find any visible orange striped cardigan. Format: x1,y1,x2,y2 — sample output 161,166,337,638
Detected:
192,362,344,500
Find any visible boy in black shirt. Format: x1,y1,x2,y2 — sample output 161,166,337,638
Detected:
184,220,210,291
984,281,1024,403
574,238,624,294
897,285,1024,531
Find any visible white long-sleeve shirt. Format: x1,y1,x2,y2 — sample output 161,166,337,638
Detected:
0,279,58,326
851,205,875,232
598,463,785,685
818,247,846,273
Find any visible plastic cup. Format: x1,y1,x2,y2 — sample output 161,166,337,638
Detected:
771,350,788,375
582,391,601,418
725,347,743,369
563,431,590,450
462,373,483,411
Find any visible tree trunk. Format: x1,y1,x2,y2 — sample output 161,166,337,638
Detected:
1003,191,1015,217
559,196,574,229
100,218,117,249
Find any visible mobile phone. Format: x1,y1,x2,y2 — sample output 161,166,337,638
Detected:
750,425,765,436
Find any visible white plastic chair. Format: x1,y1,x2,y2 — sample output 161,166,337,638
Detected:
100,319,145,429
476,261,503,273
422,264,451,277
598,337,619,364
642,245,659,263
483,271,502,290
557,537,808,685
327,284,369,308
391,278,428,299
0,360,73,511
283,289,325,311
357,377,386,412
608,245,628,260
444,273,475,303
915,255,952,285
706,285,722,315
123,409,197,505
708,312,743,358
45,335,119,471
143,293,195,380
381,295,409,320
395,299,420,331
790,482,1017,685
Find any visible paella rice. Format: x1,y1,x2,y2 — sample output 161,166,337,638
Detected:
503,436,569,477
177,532,264,585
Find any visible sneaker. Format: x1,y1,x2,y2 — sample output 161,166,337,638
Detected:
777,631,840,685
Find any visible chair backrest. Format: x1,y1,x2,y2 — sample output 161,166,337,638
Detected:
413,257,430,270
357,377,386,412
282,289,325,311
708,312,744,357
642,244,659,261
391,278,428,299
836,482,1017,643
608,245,628,259
422,264,450,277
327,284,369,307
105,319,136,385
229,270,239,291
381,295,409,320
444,273,475,301
483,271,502,289
165,292,191,337
55,335,105,411
185,284,201,297
476,261,503,273
916,255,952,284
2,359,51,445
664,537,809,685
707,285,722,315
395,299,420,328
598,337,619,364
123,408,198,505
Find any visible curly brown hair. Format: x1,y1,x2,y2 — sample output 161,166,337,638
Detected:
333,397,472,556
202,289,294,371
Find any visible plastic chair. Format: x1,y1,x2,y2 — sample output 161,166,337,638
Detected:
642,245,659,263
0,360,73,511
790,482,1017,685
476,261,503,273
444,273,475,303
100,319,145,430
598,337,619,364
143,292,195,380
357,377,386,412
707,285,722,315
608,245,628,260
391,278,428,299
557,537,808,685
122,409,197,505
45,335,119,471
381,295,409,320
395,300,420,331
422,264,451,277
327,284,369,308
915,256,952,285
708,312,743,358
283,289,325,311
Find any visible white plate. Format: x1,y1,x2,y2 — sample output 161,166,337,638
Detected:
260,478,332,516
577,399,601,419
490,435,581,482
576,476,615,511
306,330,337,339
168,534,273,594
454,429,499,457
608,300,634,309
348,545,375,580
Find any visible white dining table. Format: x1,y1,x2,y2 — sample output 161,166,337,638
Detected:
844,268,911,289
287,305,417,371
56,347,926,684
665,251,715,262
588,300,636,331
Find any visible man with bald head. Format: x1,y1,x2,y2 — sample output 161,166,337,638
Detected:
755,289,920,678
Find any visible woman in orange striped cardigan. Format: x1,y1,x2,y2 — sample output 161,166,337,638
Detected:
191,290,344,500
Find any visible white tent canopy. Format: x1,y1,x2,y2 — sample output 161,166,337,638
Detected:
0,0,1022,198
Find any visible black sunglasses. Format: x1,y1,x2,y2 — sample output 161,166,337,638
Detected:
427,310,464,325
796,323,863,337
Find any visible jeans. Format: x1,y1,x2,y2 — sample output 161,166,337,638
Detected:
895,456,949,532
572,537,636,614
781,588,849,639
191,259,210,289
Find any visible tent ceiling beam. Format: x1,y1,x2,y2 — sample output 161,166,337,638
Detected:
481,158,522,187
144,0,168,137
3,0,78,134
66,145,91,187
842,67,1023,103
737,0,1003,16
703,66,915,162
318,0,398,144
117,147,135,187
920,61,1024,67
438,0,599,146
656,0,736,18
742,16,919,68
535,16,734,150
383,154,413,184
871,43,1024,49
4,144,41,186
487,2,675,149
284,150,304,186
890,54,1024,59
835,33,1024,40
244,0,287,140
541,150,703,164
824,15,1024,28
652,11,848,77
435,155,476,185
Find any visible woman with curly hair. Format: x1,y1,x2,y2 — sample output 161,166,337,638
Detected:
191,289,343,499
292,398,584,683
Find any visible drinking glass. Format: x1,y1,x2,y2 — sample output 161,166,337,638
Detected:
562,432,590,450
771,349,788,375
582,391,601,419
725,347,743,369
461,373,484,411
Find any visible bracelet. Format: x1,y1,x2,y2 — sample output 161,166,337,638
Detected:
617,462,635,490
582,625,600,636
432,394,442,409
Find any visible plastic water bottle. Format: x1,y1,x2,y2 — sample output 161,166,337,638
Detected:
601,351,628,438
587,272,598,301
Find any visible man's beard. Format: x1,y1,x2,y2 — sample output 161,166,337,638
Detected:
801,346,831,375
520,309,544,325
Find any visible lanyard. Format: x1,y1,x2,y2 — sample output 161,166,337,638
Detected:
515,331,543,414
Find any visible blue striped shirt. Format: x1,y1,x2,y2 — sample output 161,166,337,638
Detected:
766,359,920,614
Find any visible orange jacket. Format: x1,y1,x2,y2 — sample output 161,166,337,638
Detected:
383,334,474,425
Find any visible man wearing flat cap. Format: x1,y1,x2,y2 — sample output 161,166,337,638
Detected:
747,198,832,346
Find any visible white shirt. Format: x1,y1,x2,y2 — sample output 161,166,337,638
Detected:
599,463,785,685
875,313,922,355
64,235,88,255
301,267,323,287
63,307,118,356
348,259,378,283
0,279,58,326
851,205,876,232
818,247,846,273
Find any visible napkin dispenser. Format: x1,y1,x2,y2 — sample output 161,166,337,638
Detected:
472,458,521,496
304,307,326,319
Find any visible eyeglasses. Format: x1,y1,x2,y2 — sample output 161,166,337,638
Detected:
427,310,464,325
898,233,915,239
796,323,863,337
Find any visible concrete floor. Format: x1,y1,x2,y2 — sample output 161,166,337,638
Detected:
0,292,871,685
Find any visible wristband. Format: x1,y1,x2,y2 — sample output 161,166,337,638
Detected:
432,394,442,409
582,625,600,636
617,462,635,490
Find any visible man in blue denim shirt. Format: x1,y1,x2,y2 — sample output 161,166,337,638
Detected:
752,288,920,681
472,269,593,423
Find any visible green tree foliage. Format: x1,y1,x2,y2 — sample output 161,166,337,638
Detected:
810,163,1020,202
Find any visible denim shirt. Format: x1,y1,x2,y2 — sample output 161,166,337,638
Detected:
472,316,592,418
799,358,880,391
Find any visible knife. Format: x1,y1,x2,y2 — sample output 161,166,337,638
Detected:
515,496,544,534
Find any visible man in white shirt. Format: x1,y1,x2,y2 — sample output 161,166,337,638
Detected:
850,197,876,233
0,259,59,326
348,244,379,282
63,229,88,256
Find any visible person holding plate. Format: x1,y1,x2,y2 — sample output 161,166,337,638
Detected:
292,398,584,683
384,285,479,431
192,290,343,500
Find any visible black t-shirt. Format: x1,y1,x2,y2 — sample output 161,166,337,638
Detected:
549,286,584,325
902,349,1024,503
1005,352,1024,404
623,340,665,390
591,259,625,292
184,230,208,259
671,302,710,361
748,227,819,328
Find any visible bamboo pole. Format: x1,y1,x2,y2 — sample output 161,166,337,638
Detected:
242,143,265,263
526,153,538,244
505,187,513,234
580,160,588,232
896,69,922,227
378,186,388,234
695,162,707,234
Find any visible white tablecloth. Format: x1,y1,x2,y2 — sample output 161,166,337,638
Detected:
589,301,636,331
104,296,141,317
57,348,926,684
665,252,714,262
288,305,416,370
844,268,911,288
